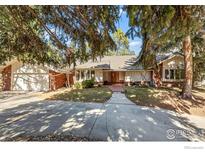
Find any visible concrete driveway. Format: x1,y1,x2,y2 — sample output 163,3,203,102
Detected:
0,92,205,141
0,91,44,111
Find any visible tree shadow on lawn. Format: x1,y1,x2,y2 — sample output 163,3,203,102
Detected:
47,87,112,103
193,87,205,93
191,89,205,106
0,99,204,141
125,87,205,115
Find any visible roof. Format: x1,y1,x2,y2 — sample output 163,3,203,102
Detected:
156,52,183,64
75,52,184,71
0,52,184,72
0,59,19,72
0,59,70,73
75,55,146,70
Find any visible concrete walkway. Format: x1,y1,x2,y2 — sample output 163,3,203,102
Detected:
0,92,205,141
107,84,124,92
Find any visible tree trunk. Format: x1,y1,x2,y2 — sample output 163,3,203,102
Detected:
182,35,193,99
153,63,162,88
153,69,162,88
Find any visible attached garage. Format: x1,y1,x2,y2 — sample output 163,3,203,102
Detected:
12,63,50,91
0,60,69,92
13,74,49,91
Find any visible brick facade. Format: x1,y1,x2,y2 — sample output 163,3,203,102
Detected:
49,70,67,90
2,65,12,91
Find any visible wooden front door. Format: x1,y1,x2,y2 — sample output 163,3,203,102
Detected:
111,72,119,83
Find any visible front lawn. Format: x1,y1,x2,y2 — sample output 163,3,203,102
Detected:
124,86,205,116
48,87,112,103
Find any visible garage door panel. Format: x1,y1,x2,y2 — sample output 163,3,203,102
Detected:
13,74,49,91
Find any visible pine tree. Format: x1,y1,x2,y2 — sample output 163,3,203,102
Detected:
192,31,205,84
126,6,205,99
113,28,129,55
107,28,135,55
0,6,119,66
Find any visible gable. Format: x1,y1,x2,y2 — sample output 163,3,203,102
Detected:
0,60,49,74
162,56,184,69
0,60,19,72
12,62,49,74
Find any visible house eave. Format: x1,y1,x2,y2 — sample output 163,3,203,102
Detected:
157,54,184,65
75,68,153,72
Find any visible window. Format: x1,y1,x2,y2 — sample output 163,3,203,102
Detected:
165,69,169,79
164,69,185,80
85,70,90,79
170,69,174,79
76,70,80,81
81,70,85,80
91,70,95,78
175,69,180,79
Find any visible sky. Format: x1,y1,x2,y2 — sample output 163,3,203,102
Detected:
48,8,142,56
116,10,142,56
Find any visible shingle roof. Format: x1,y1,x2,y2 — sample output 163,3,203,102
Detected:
75,52,183,71
156,52,183,63
1,52,183,73
75,55,145,70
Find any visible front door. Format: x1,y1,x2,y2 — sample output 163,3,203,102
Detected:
111,72,119,83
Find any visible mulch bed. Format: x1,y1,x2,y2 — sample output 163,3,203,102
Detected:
3,134,98,141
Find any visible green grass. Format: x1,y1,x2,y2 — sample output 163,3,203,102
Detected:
124,86,179,111
49,87,112,103
125,86,205,115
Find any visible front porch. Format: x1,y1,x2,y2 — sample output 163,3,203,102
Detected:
103,71,125,85
107,84,124,92
74,69,152,86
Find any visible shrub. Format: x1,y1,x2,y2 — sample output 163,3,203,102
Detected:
82,79,95,88
74,82,82,89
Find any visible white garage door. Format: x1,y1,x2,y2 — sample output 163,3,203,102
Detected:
13,73,49,91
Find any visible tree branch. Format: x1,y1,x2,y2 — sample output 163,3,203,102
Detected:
25,6,66,49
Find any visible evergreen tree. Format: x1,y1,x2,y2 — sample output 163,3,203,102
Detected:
113,28,129,55
126,6,205,99
192,31,205,83
107,28,135,55
0,6,119,66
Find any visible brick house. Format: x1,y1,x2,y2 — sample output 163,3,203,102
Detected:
73,53,185,87
0,60,72,91
0,52,185,91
